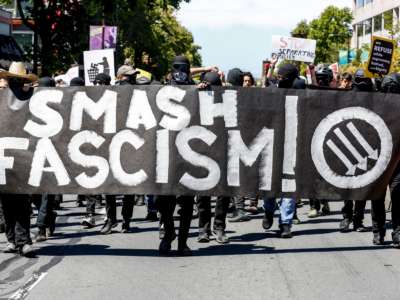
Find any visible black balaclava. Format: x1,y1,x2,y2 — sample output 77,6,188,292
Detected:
171,55,191,84
8,78,33,101
70,77,85,86
38,76,56,87
94,73,111,86
227,68,244,86
277,64,299,88
381,73,400,94
202,71,222,86
353,69,373,92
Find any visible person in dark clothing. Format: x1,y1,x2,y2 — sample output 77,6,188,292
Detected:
158,55,195,256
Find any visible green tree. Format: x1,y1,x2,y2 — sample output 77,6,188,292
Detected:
290,6,353,64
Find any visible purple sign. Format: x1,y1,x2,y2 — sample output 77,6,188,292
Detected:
90,26,117,50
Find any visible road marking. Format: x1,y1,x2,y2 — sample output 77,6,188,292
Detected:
9,272,47,300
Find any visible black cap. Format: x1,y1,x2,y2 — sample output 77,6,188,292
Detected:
38,76,55,87
70,77,85,86
202,71,222,86
278,64,299,80
227,68,243,86
94,73,111,85
172,55,190,65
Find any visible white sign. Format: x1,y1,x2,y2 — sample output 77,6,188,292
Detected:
83,49,115,86
271,36,316,63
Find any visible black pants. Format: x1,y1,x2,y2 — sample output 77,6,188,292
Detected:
342,200,366,226
197,196,230,232
105,195,135,222
0,198,4,226
158,195,194,246
31,194,56,229
234,197,245,210
371,198,386,234
2,194,32,247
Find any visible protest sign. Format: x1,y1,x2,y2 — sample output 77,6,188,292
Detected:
1,86,400,200
90,26,118,50
83,49,115,86
271,36,316,63
366,36,395,77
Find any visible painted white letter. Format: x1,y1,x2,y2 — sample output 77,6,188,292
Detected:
70,90,117,133
176,126,220,191
126,89,157,130
24,90,64,137
227,128,274,190
109,129,147,186
199,90,237,127
68,131,109,189
0,138,29,184
156,129,169,183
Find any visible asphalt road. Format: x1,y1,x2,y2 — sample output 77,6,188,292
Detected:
1,196,400,300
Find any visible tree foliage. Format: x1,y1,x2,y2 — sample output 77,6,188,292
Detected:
291,6,353,63
0,0,201,78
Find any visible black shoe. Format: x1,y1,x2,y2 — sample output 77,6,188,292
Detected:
392,231,400,248
177,244,192,256
354,223,368,232
81,215,95,228
121,220,130,233
76,200,84,207
159,234,176,256
100,220,118,234
213,230,229,244
279,224,292,238
321,202,330,215
262,212,274,230
229,209,250,222
36,228,47,242
145,211,158,221
159,223,165,240
197,231,210,243
339,218,352,232
373,231,385,245
47,212,57,237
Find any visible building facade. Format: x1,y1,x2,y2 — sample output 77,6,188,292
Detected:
352,0,400,48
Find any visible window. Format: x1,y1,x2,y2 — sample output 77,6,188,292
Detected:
357,23,364,37
365,18,372,35
356,0,364,8
384,10,393,31
374,14,382,32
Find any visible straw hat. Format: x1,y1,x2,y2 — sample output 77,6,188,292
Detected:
0,61,38,82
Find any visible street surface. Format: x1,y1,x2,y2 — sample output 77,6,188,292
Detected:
1,196,400,300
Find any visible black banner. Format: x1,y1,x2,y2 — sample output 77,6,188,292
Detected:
0,85,399,200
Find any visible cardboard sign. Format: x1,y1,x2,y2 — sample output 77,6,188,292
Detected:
0,86,399,200
366,36,395,77
83,49,115,86
271,36,316,63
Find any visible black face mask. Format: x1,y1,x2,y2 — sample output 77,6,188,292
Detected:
354,78,373,92
171,71,189,84
8,79,33,101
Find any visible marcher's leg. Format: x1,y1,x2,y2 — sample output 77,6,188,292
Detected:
213,196,230,243
229,197,250,222
353,200,367,231
308,198,320,218
2,196,16,247
197,196,211,242
14,195,32,255
101,195,117,234
0,198,4,233
177,196,194,255
36,194,49,242
262,197,277,230
371,198,386,245
121,195,135,232
158,195,177,255
278,198,296,238
340,200,353,232
390,167,400,247
145,195,158,221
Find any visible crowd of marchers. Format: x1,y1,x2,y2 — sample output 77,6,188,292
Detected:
0,54,400,257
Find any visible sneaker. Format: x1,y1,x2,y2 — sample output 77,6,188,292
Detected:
36,228,47,242
81,215,96,228
121,220,130,233
373,232,385,245
279,224,292,238
339,218,352,232
321,202,330,215
20,244,33,257
177,244,192,256
145,211,158,221
197,231,210,243
262,212,274,230
229,210,251,222
213,230,229,244
392,231,400,248
308,209,320,218
100,220,118,234
354,223,368,232
4,242,17,253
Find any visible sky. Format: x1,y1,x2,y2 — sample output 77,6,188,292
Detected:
176,0,352,77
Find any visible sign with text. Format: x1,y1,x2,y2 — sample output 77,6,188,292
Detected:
83,49,115,86
366,36,395,77
271,36,316,63
0,86,399,200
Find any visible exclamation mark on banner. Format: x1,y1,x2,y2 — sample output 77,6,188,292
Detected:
282,95,298,192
